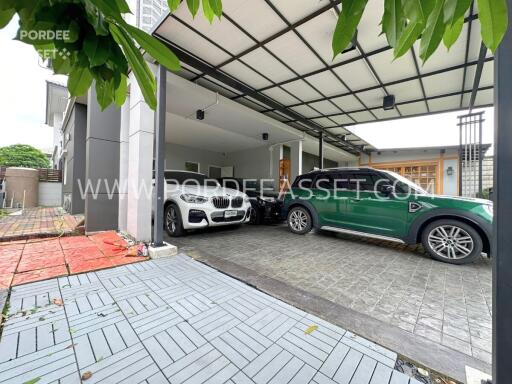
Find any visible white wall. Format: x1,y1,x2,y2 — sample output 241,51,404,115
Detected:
165,143,226,176
38,182,62,207
225,146,271,180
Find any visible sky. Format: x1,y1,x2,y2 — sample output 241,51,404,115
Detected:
0,18,495,154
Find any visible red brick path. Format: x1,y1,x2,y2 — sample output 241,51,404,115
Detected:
0,231,148,288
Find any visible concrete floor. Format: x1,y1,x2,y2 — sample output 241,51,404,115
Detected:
169,224,492,378
0,255,423,384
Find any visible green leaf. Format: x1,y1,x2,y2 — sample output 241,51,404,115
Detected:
95,79,114,110
382,0,405,47
187,0,200,17
22,378,41,384
109,22,157,109
477,0,508,53
443,0,471,26
114,74,128,107
394,20,423,58
68,67,94,97
83,35,110,67
202,0,214,23
168,0,181,11
52,54,72,74
443,15,464,49
88,0,124,22
208,0,222,18
65,20,80,43
0,8,14,28
419,0,446,62
332,0,369,58
124,23,181,71
114,0,132,13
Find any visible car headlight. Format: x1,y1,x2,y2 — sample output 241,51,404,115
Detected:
260,196,276,203
180,194,208,204
483,204,493,217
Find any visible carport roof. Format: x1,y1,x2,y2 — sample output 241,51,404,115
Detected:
152,0,493,156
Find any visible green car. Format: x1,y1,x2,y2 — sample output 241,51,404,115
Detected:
284,167,493,265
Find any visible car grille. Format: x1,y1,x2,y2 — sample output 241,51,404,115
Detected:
231,197,243,208
212,196,230,209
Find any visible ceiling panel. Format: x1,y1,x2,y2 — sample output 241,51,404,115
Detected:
222,0,287,41
357,88,386,109
221,61,273,90
396,101,429,117
372,107,401,120
368,49,418,83
474,88,494,107
268,0,331,23
349,111,376,124
265,32,325,75
332,60,379,90
157,20,231,66
328,127,351,135
330,114,355,125
262,87,300,106
332,94,365,112
423,68,465,97
305,71,347,97
463,60,494,90
296,10,360,65
171,13,254,56
237,97,267,111
356,0,388,51
281,80,323,102
311,117,335,127
428,95,461,112
308,100,342,115
386,80,424,103
197,77,240,98
241,48,296,83
291,105,322,119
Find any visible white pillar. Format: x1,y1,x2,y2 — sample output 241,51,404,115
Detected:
126,73,155,242
290,140,303,182
118,95,130,232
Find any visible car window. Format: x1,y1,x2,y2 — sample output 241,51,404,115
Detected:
293,175,314,189
348,173,377,192
332,172,350,190
314,174,335,190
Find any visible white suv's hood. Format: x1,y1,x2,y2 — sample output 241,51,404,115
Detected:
169,184,246,198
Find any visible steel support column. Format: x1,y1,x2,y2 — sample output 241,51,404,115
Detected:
319,132,324,169
153,64,167,247
493,1,512,381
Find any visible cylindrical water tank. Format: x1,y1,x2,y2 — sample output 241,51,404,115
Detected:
5,167,39,208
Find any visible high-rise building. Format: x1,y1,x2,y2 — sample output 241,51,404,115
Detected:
128,0,169,32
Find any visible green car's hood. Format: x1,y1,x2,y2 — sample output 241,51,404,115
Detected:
424,194,492,205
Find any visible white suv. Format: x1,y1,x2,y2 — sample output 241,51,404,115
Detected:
162,170,251,237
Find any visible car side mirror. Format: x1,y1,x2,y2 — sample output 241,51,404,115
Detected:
379,184,395,196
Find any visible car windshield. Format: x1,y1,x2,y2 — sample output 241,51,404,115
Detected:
380,170,428,195
164,171,220,187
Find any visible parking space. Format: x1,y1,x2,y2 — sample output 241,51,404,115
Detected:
169,224,492,368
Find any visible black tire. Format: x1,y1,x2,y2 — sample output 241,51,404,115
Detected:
249,207,263,225
421,219,483,265
287,206,313,235
164,203,185,237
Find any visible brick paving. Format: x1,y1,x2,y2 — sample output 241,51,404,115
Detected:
0,231,148,289
171,224,493,365
0,255,423,384
0,207,83,242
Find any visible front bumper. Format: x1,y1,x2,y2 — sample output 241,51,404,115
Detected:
182,204,252,229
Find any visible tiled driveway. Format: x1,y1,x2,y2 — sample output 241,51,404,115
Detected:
170,225,492,368
0,255,422,384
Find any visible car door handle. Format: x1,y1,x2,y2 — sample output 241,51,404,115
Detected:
349,198,361,203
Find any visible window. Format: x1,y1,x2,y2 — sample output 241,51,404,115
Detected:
348,173,377,191
208,166,222,179
185,161,199,173
314,174,334,190
292,174,315,189
376,164,438,194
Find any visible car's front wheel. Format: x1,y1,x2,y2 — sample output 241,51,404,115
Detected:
421,219,483,264
287,206,313,235
165,203,185,237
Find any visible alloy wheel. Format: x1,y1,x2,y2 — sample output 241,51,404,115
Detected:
427,225,474,260
166,207,177,234
289,210,308,232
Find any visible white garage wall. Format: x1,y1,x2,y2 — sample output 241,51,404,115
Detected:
165,143,226,175
224,146,271,180
39,182,62,207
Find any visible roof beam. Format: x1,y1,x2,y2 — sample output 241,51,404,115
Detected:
460,1,475,108
153,34,366,155
469,42,488,111
411,47,430,113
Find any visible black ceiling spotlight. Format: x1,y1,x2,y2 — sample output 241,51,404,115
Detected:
383,95,396,111
262,133,269,141
196,109,205,120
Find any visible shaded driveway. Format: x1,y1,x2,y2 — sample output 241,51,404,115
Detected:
170,224,492,378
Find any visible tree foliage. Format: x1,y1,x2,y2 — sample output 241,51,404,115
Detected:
0,144,50,169
0,0,508,111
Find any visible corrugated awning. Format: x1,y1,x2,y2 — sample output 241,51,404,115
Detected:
152,0,493,155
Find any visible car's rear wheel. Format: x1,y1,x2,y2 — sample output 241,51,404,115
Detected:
165,204,185,237
287,206,312,235
421,219,483,264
